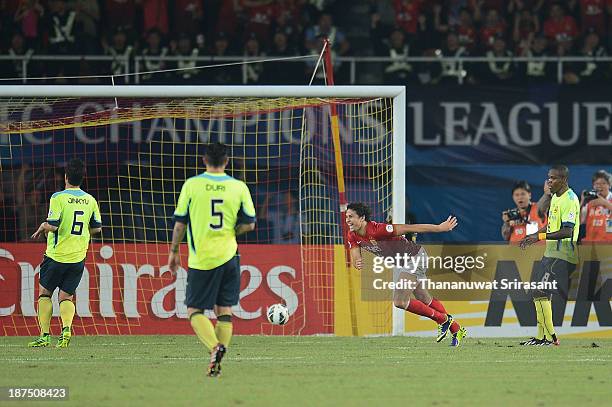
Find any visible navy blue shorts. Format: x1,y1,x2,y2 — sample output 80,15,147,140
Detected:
185,255,240,310
39,255,85,295
531,256,576,299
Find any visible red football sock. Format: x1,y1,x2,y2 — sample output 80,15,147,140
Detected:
406,299,447,325
428,298,447,314
450,321,460,334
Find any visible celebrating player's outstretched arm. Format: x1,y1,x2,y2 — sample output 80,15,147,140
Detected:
392,215,458,235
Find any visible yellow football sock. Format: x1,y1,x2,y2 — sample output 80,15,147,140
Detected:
38,296,53,335
59,300,75,330
190,313,218,352
215,315,233,347
540,298,555,341
533,298,544,340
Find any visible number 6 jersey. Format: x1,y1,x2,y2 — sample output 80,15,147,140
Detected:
46,188,102,263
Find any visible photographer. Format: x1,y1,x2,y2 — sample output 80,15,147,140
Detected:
502,181,547,242
580,170,612,242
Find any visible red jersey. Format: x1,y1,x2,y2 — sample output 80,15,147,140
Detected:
347,221,421,257
457,25,477,50
581,0,605,34
583,192,612,242
544,16,578,43
480,22,506,48
394,0,421,34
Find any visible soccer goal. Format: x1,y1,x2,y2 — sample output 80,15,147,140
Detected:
0,85,406,337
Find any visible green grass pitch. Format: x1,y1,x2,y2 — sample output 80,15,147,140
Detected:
1,336,610,406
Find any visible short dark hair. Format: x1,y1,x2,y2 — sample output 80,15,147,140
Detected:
347,202,371,221
550,165,569,179
66,158,85,186
592,170,611,185
512,180,531,194
204,142,228,167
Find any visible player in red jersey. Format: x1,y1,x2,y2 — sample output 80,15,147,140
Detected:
346,202,467,346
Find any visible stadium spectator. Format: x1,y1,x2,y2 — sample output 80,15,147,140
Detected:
513,8,540,55
142,0,169,36
436,0,473,30
70,0,100,54
215,0,240,41
0,1,14,51
206,32,241,84
103,0,139,34
433,31,472,84
580,170,612,242
501,181,547,243
241,0,276,42
480,9,507,50
14,0,44,49
172,33,199,83
380,28,418,84
46,0,79,55
3,32,34,80
261,30,302,84
104,27,133,82
455,7,477,51
543,2,578,48
139,29,168,83
304,11,350,59
579,0,606,36
520,35,555,83
393,0,422,39
243,33,265,84
173,0,203,39
271,0,303,50
563,30,608,84
482,35,515,83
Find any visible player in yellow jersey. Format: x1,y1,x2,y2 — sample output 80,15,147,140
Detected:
520,165,580,346
167,143,256,377
28,159,102,348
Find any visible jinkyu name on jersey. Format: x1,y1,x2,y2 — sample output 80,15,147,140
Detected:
372,278,558,291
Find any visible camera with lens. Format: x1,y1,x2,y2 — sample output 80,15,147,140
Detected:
505,208,523,221
582,190,599,203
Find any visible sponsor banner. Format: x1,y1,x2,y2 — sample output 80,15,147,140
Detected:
1,102,386,166
0,244,330,336
406,85,612,164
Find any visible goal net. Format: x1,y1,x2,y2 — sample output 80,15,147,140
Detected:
0,85,406,336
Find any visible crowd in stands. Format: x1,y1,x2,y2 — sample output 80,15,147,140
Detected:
371,0,612,84
0,0,349,83
2,1,612,84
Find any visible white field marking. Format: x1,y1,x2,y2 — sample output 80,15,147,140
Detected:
0,356,609,364
0,342,172,348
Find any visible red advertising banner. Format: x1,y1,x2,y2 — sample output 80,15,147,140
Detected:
0,244,332,336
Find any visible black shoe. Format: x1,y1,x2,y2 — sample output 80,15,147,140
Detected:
436,315,453,343
519,337,539,346
207,344,227,377
537,339,553,346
